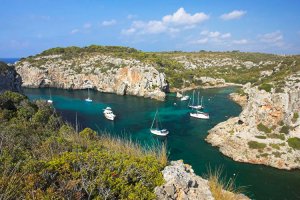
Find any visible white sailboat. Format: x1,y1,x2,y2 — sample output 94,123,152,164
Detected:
103,107,116,120
180,91,189,101
85,88,92,102
188,91,203,110
47,88,53,104
190,110,209,119
150,110,169,136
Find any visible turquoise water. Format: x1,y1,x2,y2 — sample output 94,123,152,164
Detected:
23,87,300,200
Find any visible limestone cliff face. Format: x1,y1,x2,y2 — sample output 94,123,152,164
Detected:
16,54,168,100
0,62,22,93
155,160,249,200
206,75,300,170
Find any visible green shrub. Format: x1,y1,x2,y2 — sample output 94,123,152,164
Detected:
270,143,280,150
248,141,267,149
280,126,290,134
267,133,285,140
258,83,273,92
257,123,271,133
255,135,267,139
292,112,299,123
287,137,300,150
79,127,97,139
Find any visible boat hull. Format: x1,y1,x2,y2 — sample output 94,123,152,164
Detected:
150,129,169,136
180,95,189,101
190,112,209,119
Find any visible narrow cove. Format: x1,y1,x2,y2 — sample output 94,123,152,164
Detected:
23,87,300,200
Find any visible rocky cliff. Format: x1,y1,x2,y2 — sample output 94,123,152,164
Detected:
0,61,22,93
155,160,249,200
16,54,168,100
206,74,300,170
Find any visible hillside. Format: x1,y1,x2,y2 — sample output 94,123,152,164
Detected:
16,46,300,94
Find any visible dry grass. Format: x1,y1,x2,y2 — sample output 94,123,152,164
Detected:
206,166,248,200
54,125,169,166
98,133,168,166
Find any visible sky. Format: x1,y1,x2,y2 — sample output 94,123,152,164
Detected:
1,0,300,57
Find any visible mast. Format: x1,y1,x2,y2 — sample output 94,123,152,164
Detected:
49,88,52,100
192,90,195,106
151,110,157,129
75,112,78,133
201,96,203,107
197,92,200,106
88,88,90,99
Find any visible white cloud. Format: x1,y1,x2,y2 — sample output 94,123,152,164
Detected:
83,23,92,29
190,30,231,45
122,7,209,35
162,7,209,25
259,31,283,43
233,39,248,44
102,19,117,26
221,10,247,20
200,30,231,39
221,33,231,39
190,38,208,44
70,29,79,34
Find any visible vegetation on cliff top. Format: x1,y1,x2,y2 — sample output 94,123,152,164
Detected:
0,61,13,73
19,45,300,90
0,91,166,199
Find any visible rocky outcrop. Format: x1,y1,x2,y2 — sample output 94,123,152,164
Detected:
0,62,22,93
206,78,300,170
16,55,168,100
155,160,249,200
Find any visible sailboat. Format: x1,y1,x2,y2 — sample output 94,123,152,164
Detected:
188,91,203,110
190,108,209,119
150,110,169,136
47,88,53,104
85,88,92,102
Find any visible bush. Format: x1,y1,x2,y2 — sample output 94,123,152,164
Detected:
287,137,300,150
280,126,290,134
258,83,273,92
292,112,299,123
257,123,271,133
248,141,267,149
267,133,285,140
255,135,267,139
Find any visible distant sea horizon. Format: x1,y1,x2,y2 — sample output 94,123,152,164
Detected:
0,58,20,64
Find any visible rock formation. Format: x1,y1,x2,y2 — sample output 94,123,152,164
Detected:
155,160,249,200
0,62,22,93
206,75,300,170
16,54,168,100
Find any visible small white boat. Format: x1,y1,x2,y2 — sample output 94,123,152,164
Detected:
85,88,93,102
103,107,116,120
190,111,210,119
47,88,53,104
150,110,169,136
181,95,189,101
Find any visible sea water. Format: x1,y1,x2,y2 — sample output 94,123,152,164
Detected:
23,87,300,200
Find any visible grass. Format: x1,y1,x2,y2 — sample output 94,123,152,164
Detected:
206,167,246,200
248,141,267,149
257,123,271,133
287,137,300,150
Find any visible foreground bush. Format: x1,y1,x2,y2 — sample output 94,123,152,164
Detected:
0,91,166,199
